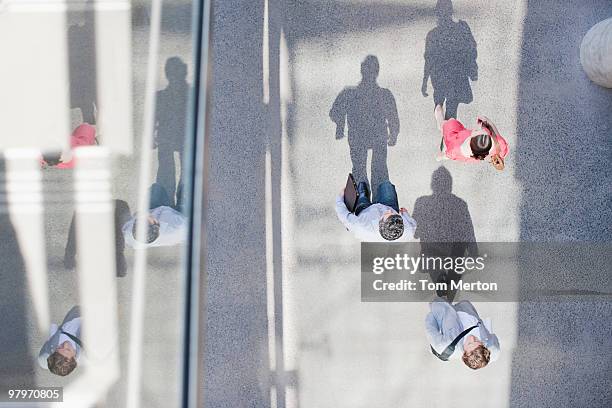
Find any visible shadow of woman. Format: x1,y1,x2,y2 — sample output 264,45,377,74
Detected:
412,167,478,301
421,0,478,120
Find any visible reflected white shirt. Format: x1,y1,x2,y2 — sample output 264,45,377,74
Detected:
123,206,187,248
50,317,82,360
335,195,416,242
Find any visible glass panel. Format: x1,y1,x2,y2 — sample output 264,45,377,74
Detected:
0,1,199,406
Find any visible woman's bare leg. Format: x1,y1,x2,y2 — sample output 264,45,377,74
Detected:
435,104,445,130
434,104,449,160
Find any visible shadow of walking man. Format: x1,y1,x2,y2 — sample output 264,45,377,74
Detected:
413,167,478,301
155,57,190,207
421,0,478,120
330,55,399,200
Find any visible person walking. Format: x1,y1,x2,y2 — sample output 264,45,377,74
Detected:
435,104,509,170
426,297,500,370
335,180,416,242
122,183,187,248
39,306,83,376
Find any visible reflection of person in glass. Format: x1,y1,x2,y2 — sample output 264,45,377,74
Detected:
122,183,187,248
426,298,500,370
38,306,82,376
330,55,399,199
421,0,478,120
155,57,190,208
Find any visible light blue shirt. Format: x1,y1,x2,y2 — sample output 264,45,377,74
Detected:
335,195,417,242
123,206,187,248
425,299,500,361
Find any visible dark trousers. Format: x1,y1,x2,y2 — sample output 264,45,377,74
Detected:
156,146,182,208
355,180,400,214
149,183,171,210
349,140,389,200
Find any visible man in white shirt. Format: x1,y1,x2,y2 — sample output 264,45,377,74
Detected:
122,183,187,248
39,306,82,376
335,180,416,241
425,297,500,369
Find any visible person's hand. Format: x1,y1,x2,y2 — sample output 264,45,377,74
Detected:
421,83,428,97
400,207,409,214
335,125,345,140
388,137,397,146
490,154,505,171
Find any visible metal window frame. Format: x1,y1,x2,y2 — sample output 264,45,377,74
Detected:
180,1,212,407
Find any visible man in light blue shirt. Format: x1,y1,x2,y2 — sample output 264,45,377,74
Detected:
39,306,82,376
425,297,500,369
335,180,416,242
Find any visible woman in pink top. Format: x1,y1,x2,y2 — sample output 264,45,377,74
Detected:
434,104,508,171
41,123,97,169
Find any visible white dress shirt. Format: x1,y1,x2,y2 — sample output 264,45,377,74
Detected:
123,206,187,248
335,195,417,242
49,317,82,361
457,311,482,349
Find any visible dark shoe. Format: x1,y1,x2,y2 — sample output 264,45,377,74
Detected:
435,273,448,298
357,181,371,201
354,200,370,216
354,181,372,215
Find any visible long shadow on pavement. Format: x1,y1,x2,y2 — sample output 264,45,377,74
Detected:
421,0,478,119
413,166,478,302
0,159,36,389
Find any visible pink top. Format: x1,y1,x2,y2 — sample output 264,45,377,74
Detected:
41,124,97,169
442,119,509,162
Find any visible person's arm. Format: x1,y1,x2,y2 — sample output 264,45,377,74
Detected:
425,312,446,352
161,208,188,246
460,20,478,81
38,348,50,369
122,217,137,248
421,33,432,97
480,118,508,157
38,324,58,369
486,333,501,362
330,90,348,139
495,134,509,157
386,91,400,146
399,208,417,240
335,194,358,231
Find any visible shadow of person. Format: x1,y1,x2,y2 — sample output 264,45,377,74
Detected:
68,11,97,125
413,167,478,301
65,200,131,277
421,0,478,120
330,55,400,200
0,160,36,387
155,57,190,207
